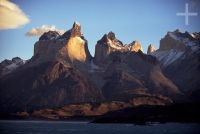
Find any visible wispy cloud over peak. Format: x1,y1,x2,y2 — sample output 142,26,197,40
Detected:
25,25,65,37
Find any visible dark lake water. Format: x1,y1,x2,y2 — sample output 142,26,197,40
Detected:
0,120,200,134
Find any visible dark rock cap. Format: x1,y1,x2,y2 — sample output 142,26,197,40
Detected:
39,31,60,41
107,31,116,40
70,21,82,37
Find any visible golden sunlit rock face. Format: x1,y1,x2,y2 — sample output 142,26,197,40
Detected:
66,37,87,63
32,22,92,65
147,44,156,54
130,40,143,52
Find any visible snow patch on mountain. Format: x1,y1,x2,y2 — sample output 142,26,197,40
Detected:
168,32,179,40
153,50,184,67
3,62,22,75
168,32,199,52
152,30,200,68
0,57,25,76
190,33,195,38
108,39,122,50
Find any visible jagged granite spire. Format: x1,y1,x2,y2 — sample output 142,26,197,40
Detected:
107,31,116,40
147,44,156,54
71,21,82,37
33,21,91,64
129,40,143,52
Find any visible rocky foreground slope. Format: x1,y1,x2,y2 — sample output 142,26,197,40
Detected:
0,23,199,119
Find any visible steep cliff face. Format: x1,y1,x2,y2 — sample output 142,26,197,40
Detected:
99,51,181,101
66,37,91,63
129,40,143,52
147,44,156,54
94,32,123,64
66,22,91,63
32,22,91,65
94,32,143,65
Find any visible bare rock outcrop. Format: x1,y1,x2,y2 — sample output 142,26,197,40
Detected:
94,32,143,64
129,40,143,52
147,44,156,54
33,21,91,65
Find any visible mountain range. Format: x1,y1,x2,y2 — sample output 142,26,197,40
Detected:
0,22,199,120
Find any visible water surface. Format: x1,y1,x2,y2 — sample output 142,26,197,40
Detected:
0,120,199,134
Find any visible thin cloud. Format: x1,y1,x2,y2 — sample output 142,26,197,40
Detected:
25,25,65,36
0,0,30,29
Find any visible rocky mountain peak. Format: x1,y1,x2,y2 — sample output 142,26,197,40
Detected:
94,32,147,64
174,29,180,33
0,57,25,77
97,31,121,44
151,29,200,98
107,31,116,40
166,30,192,40
12,57,23,63
0,57,23,67
71,21,82,37
74,21,81,27
160,30,199,52
129,40,143,52
147,44,156,54
94,32,124,64
37,21,82,42
97,31,123,47
59,21,82,40
168,29,200,41
32,21,91,64
39,31,60,41
97,34,108,43
65,22,92,63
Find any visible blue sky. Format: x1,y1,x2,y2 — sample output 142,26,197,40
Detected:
0,0,200,61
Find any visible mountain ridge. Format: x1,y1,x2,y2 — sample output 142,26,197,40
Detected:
0,22,199,118
150,29,200,101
